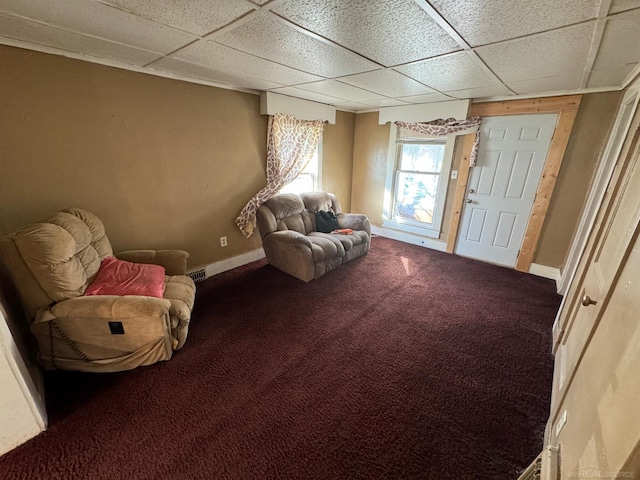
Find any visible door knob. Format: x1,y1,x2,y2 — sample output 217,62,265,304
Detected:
582,295,598,307
465,199,473,203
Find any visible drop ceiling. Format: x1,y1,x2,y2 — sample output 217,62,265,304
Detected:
0,0,639,112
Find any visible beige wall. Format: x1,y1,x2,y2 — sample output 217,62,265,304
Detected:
350,92,622,268
322,110,355,212
534,91,622,267
0,45,269,268
0,46,359,270
351,112,390,225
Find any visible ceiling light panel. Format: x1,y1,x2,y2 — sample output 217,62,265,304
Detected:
338,69,437,97
593,8,640,70
476,22,595,82
215,13,379,77
395,52,497,91
507,73,583,94
0,0,196,54
150,57,283,90
173,40,322,85
273,0,460,66
609,0,640,14
587,65,636,88
296,80,386,102
444,84,513,99
430,0,600,46
0,13,161,66
96,0,255,36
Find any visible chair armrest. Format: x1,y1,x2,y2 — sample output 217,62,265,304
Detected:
261,231,315,282
115,249,189,275
42,295,171,320
31,296,174,367
337,214,371,237
265,230,313,248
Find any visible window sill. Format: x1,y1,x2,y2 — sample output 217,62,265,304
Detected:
382,220,440,239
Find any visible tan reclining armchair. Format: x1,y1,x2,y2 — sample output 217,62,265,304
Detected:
256,191,370,282
0,208,196,373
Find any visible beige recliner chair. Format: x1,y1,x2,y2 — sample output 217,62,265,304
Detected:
256,192,370,282
0,208,196,373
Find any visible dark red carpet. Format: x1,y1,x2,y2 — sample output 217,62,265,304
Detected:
0,237,561,480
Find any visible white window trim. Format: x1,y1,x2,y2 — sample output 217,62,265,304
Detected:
382,124,456,239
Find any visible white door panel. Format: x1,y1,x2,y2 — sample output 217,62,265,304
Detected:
455,114,558,267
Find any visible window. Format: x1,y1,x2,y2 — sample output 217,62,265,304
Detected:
280,143,321,195
384,127,455,238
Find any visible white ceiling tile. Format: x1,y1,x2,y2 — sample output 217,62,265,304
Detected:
268,86,344,105
297,80,386,102
593,8,640,70
335,102,372,113
358,98,412,108
150,57,283,90
609,0,640,14
507,73,583,94
587,65,636,87
216,13,378,77
173,40,322,85
430,0,600,46
0,13,161,66
397,93,454,103
97,0,255,36
0,0,196,53
334,101,371,112
338,69,436,97
444,85,514,99
273,0,460,66
395,52,496,91
476,22,595,82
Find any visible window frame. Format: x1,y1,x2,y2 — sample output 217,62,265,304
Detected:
383,124,456,239
280,139,323,195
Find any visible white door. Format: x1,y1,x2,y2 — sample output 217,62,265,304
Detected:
455,114,558,267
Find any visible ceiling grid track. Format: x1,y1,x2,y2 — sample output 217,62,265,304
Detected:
412,0,517,94
580,0,613,88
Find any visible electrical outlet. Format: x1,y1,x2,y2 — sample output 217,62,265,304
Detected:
451,170,458,180
220,236,227,247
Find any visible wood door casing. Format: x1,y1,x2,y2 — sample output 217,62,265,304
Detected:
454,114,557,267
446,95,582,273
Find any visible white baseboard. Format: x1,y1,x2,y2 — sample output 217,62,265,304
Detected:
371,225,447,252
195,248,265,279
529,263,561,291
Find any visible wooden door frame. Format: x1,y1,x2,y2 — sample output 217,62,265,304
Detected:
445,95,583,272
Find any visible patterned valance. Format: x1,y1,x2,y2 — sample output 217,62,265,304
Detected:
395,116,482,166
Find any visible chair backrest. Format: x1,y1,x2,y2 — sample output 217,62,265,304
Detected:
256,193,315,240
0,208,113,318
299,191,343,215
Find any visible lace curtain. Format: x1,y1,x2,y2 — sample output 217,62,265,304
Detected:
395,116,483,166
235,113,325,238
